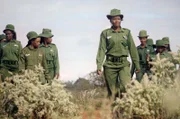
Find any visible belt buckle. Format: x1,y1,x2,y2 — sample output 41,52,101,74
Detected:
113,57,118,62
112,57,115,62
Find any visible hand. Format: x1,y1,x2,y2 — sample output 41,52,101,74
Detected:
136,70,140,73
97,70,102,76
146,54,150,62
55,73,60,79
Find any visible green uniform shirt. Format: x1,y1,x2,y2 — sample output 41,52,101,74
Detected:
19,45,50,81
150,51,170,60
96,27,140,70
0,40,22,70
151,51,178,64
131,44,154,76
137,45,154,65
150,51,177,71
39,43,60,74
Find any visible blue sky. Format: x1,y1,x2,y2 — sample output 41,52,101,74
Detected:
0,0,180,81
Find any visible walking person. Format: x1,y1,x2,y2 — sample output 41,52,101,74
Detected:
131,30,154,82
162,37,171,52
19,31,50,84
96,9,140,99
39,28,60,80
0,24,22,81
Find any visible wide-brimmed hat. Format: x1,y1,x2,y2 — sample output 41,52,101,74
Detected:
39,28,54,38
0,34,6,41
147,38,156,48
156,40,166,47
138,30,149,38
26,31,39,41
107,9,124,20
162,37,169,44
3,24,16,33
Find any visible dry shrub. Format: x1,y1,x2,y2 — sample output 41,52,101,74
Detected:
0,65,78,119
113,53,180,119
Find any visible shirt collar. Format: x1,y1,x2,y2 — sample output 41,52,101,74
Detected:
6,39,16,43
138,44,148,49
28,45,37,50
39,43,51,48
160,52,166,55
110,26,124,33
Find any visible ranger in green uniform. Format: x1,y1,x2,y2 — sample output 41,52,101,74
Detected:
0,24,22,81
0,34,6,43
149,40,177,76
131,30,154,82
147,38,155,50
39,29,60,80
150,40,173,60
19,31,50,84
161,37,179,69
96,9,140,99
162,37,171,52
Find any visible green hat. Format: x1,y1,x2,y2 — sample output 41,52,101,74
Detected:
156,40,166,47
0,34,6,41
147,38,156,48
107,9,123,19
26,31,39,41
3,24,15,33
162,37,169,44
39,28,54,38
147,38,154,46
138,30,149,38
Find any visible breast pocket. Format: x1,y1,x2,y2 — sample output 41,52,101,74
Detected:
106,37,115,49
48,50,55,60
38,54,43,63
12,44,20,55
26,56,34,66
122,35,128,49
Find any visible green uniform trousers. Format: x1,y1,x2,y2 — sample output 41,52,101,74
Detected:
136,65,151,82
48,68,55,80
103,66,131,99
0,67,18,82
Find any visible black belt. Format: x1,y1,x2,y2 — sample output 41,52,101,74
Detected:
2,60,18,65
141,64,147,68
47,60,53,64
106,55,127,63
